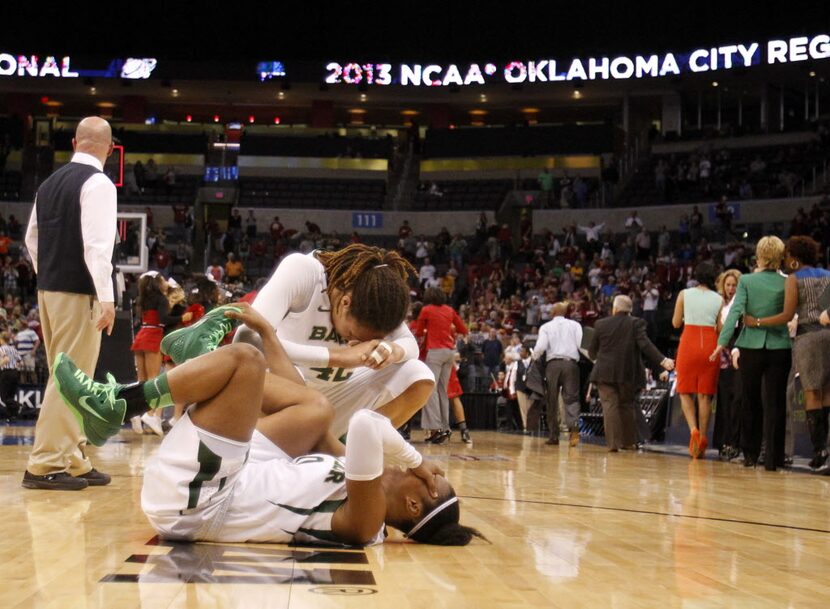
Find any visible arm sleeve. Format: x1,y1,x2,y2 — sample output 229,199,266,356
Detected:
24,198,38,273
633,318,666,366
345,410,422,481
507,362,517,394
532,327,548,360
452,309,468,335
383,322,419,362
718,278,747,346
413,308,428,338
251,253,330,366
588,327,600,361
80,175,117,302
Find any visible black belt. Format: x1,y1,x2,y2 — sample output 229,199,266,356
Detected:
548,357,577,363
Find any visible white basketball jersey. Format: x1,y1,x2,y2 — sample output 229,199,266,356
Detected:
275,272,354,386
219,453,358,545
266,252,416,388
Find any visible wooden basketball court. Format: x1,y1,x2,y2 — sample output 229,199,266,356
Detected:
2,425,829,608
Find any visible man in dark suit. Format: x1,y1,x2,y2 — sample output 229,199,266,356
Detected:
588,295,674,451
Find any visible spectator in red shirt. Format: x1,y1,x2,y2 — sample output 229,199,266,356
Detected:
398,220,412,240
0,231,11,261
154,244,171,277
414,288,468,443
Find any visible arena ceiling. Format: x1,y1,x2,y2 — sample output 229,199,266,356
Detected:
2,2,829,123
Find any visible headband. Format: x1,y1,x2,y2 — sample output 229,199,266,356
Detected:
405,496,458,539
374,264,389,269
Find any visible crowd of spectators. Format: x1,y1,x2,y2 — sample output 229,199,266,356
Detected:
1,181,829,452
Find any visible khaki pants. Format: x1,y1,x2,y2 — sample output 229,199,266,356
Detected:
27,291,101,476
516,392,530,430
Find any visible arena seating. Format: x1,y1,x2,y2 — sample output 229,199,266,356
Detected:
241,134,393,158
54,130,208,154
414,179,512,210
618,141,827,207
0,171,21,201
238,177,386,209
422,124,614,158
119,174,201,204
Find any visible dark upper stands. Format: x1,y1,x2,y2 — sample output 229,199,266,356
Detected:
0,171,21,201
618,141,828,207
54,130,208,154
238,177,385,209
415,180,512,210
241,134,393,158
422,124,614,158
120,174,202,204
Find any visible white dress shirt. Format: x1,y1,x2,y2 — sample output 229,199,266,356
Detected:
25,152,117,302
577,223,605,242
532,316,583,362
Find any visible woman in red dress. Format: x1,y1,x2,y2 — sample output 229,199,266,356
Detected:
672,263,723,458
130,272,183,436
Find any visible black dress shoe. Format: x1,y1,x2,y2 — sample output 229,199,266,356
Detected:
544,438,560,445
432,430,452,445
743,457,757,468
76,468,111,486
22,471,88,491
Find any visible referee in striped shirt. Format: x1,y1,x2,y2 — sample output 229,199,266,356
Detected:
0,332,21,417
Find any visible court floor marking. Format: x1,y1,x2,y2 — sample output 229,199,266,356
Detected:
460,495,830,534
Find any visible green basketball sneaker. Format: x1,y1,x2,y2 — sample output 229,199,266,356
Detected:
52,352,127,447
161,304,243,365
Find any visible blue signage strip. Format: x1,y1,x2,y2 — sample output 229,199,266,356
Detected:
352,212,383,229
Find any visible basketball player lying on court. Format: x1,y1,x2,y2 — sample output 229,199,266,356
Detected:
52,302,483,546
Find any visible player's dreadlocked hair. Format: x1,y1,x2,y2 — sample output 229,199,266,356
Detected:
315,244,416,335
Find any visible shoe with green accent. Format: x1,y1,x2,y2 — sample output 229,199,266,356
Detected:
52,352,127,447
161,304,242,365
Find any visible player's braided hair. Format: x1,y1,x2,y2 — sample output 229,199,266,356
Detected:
316,244,416,334
403,489,489,546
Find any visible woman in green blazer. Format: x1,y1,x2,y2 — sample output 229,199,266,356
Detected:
711,236,791,471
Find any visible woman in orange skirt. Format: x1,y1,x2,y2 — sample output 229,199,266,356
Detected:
672,263,723,458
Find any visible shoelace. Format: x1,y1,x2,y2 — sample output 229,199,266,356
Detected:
204,319,235,350
91,373,123,411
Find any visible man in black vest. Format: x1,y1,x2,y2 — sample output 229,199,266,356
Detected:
22,116,117,490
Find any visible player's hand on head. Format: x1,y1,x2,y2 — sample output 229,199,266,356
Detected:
411,460,444,499
224,301,273,336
